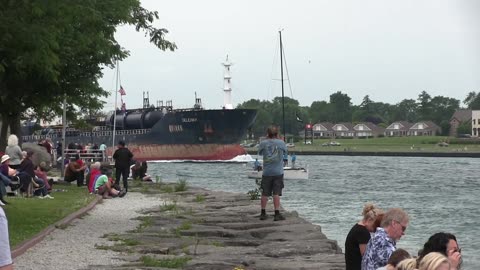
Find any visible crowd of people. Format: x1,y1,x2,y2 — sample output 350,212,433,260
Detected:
345,203,462,270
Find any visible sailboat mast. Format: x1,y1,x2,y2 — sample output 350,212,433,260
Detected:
279,30,286,141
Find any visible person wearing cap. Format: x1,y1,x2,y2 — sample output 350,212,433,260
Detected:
0,156,13,205
112,140,133,192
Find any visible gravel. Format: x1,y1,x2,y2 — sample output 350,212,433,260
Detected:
13,192,163,270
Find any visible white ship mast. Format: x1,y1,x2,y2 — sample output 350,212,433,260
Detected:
222,55,234,109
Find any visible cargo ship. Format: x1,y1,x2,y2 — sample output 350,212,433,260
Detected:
21,56,257,161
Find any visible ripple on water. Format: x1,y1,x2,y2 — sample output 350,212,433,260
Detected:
148,156,480,270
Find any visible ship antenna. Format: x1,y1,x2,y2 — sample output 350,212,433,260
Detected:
143,91,150,108
222,55,233,109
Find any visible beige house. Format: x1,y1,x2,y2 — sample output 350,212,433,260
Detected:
354,122,385,138
384,121,413,137
312,122,334,138
408,121,441,136
332,123,355,138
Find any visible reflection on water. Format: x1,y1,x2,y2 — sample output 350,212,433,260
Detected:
148,156,480,270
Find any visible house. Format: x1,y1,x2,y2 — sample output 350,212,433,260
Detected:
353,122,385,138
449,109,471,137
408,121,441,136
472,110,480,137
311,122,334,138
384,121,413,137
332,123,355,138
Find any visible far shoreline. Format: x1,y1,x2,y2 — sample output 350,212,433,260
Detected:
246,149,480,158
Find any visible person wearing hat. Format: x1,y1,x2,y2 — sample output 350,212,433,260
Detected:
0,155,13,205
112,140,133,193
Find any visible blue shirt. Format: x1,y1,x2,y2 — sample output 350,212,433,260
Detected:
361,228,396,270
258,139,287,176
291,154,296,162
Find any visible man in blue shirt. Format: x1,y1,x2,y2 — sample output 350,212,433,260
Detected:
258,126,288,221
361,208,409,270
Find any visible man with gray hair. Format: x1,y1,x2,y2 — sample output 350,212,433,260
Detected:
361,208,409,270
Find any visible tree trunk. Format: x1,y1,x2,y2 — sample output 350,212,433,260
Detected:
0,113,9,151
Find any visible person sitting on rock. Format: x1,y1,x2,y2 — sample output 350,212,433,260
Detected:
94,167,126,199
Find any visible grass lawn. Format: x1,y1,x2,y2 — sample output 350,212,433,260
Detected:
3,185,96,247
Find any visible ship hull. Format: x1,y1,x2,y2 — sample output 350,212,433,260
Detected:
22,108,257,161
106,143,247,161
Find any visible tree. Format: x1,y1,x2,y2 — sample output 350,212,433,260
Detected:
463,91,480,109
417,91,433,120
0,0,176,149
309,101,331,123
329,91,352,122
429,96,460,125
237,99,273,137
393,99,418,122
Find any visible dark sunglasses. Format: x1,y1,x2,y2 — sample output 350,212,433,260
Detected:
394,220,407,232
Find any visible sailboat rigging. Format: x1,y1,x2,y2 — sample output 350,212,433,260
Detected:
247,31,309,180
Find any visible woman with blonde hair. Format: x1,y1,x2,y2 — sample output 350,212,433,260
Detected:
344,203,383,270
418,252,450,270
5,134,23,169
396,258,417,270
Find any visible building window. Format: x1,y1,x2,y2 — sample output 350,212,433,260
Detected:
474,119,476,125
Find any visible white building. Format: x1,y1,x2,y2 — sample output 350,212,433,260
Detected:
472,110,480,137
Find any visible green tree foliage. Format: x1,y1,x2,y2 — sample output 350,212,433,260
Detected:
0,0,176,148
457,120,472,135
329,91,352,122
463,91,480,109
393,99,418,122
309,101,331,123
417,91,433,120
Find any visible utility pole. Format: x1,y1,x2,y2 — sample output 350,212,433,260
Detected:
61,94,66,178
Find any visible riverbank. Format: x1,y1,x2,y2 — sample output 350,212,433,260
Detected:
246,149,480,158
14,181,345,270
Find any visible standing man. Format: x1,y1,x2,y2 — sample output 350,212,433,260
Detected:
99,142,107,162
258,126,287,221
113,140,133,193
361,208,409,270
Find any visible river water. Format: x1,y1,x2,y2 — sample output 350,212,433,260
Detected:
148,156,479,269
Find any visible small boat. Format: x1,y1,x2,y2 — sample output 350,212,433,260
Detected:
247,166,309,180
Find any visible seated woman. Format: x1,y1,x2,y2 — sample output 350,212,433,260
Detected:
417,232,462,270
131,161,152,181
418,252,450,270
94,167,126,199
87,162,101,193
34,164,53,192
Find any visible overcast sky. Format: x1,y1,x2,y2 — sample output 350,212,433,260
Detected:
99,0,480,110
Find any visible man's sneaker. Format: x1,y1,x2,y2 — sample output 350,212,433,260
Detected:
259,213,268,220
118,190,127,198
274,213,286,221
44,194,54,199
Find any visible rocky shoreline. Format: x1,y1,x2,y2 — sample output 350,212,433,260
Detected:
87,182,345,270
